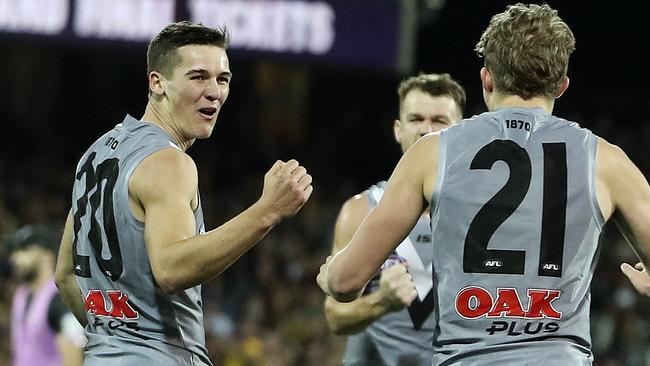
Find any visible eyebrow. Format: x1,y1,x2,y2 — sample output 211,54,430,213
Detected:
406,113,449,121
185,69,232,77
406,113,428,119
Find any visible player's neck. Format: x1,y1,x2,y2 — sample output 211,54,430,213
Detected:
490,94,555,114
141,103,194,151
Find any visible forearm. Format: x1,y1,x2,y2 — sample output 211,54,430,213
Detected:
154,202,279,292
55,211,87,326
614,210,650,267
328,216,409,301
325,293,392,335
56,334,84,366
56,275,88,327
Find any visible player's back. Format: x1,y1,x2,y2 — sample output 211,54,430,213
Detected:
71,115,211,365
430,107,604,365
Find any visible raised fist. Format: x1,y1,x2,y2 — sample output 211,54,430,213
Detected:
258,159,313,221
377,263,417,311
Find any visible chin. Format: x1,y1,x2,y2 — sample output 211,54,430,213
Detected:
196,126,215,139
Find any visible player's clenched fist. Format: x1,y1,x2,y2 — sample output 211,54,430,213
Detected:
378,263,417,311
257,159,313,222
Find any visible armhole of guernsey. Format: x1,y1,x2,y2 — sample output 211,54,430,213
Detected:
121,144,180,230
366,181,387,210
429,129,447,218
587,132,606,229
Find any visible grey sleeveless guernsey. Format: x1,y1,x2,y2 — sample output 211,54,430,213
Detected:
429,107,604,365
71,115,211,365
343,181,435,366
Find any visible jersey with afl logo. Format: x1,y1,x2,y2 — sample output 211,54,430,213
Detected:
429,107,604,365
342,181,435,366
71,115,211,365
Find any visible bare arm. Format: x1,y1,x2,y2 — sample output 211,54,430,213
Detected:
318,134,439,301
596,138,650,294
54,211,88,326
56,332,84,366
131,149,312,293
324,194,415,334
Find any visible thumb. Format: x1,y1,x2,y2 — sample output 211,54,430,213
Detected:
620,263,637,278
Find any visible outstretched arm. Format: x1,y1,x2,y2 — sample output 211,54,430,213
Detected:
324,194,416,334
318,134,439,301
132,149,312,294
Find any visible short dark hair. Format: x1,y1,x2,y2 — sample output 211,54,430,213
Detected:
147,21,230,78
397,73,466,115
475,3,575,99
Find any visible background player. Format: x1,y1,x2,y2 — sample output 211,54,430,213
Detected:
324,73,465,365
318,3,650,365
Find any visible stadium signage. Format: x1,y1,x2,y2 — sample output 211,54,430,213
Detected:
0,0,414,72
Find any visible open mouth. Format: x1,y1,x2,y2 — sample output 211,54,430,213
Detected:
198,107,217,119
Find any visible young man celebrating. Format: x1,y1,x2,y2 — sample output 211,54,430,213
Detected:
55,21,312,365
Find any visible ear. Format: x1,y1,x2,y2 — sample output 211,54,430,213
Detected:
554,76,570,99
393,119,402,144
480,67,493,93
148,71,165,97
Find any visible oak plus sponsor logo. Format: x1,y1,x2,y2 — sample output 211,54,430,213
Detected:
455,286,563,336
84,289,139,319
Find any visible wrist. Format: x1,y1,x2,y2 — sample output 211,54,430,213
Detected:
375,288,405,312
250,201,282,228
366,291,394,313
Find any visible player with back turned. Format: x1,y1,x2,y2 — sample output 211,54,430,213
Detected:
318,3,650,365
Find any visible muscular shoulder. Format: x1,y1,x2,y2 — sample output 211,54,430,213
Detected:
332,192,371,254
407,132,441,202
129,147,198,203
413,132,441,156
596,136,637,186
340,192,370,222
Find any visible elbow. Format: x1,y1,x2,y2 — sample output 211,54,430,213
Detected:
150,255,187,294
152,268,184,295
54,274,65,291
54,265,71,290
155,276,183,295
329,274,365,303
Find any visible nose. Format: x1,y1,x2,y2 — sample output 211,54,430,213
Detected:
204,79,225,102
421,119,435,134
